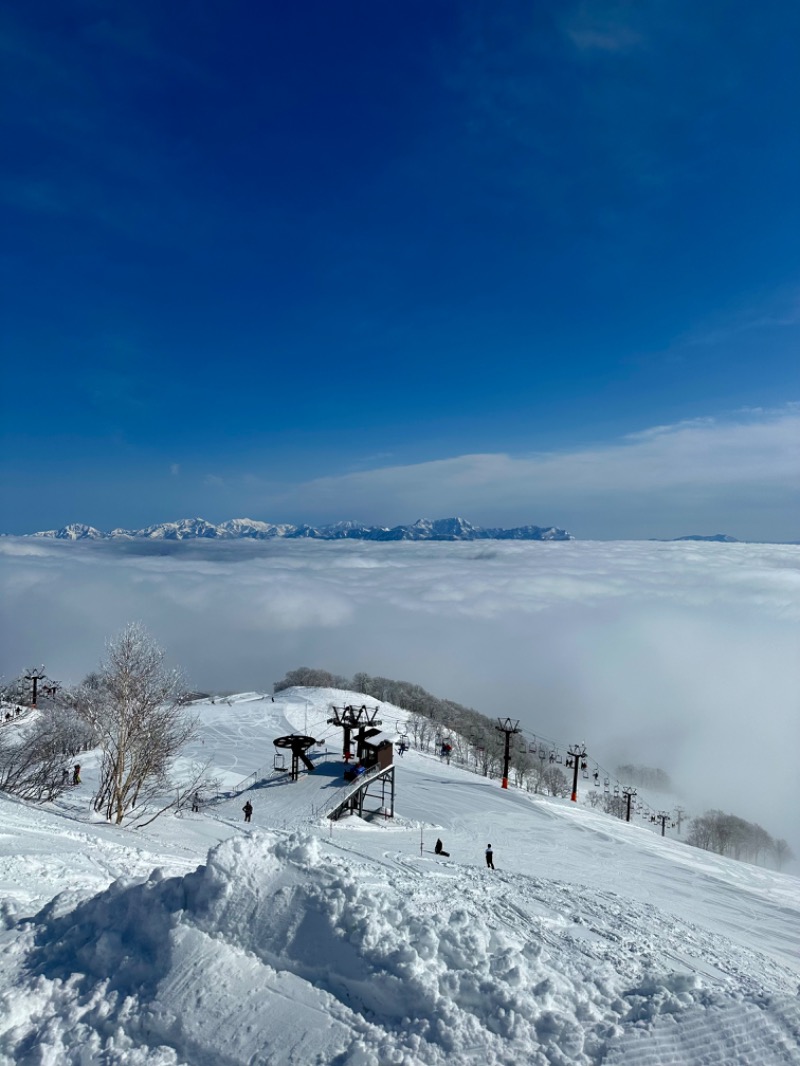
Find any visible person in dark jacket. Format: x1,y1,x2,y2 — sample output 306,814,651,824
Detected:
434,838,450,857
485,844,494,869
72,764,81,786
243,801,253,823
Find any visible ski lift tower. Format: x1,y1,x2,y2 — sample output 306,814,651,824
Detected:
621,786,637,822
566,743,588,802
495,717,521,790
24,667,46,708
327,704,382,762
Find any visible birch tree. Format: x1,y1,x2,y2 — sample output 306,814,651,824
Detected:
74,623,197,824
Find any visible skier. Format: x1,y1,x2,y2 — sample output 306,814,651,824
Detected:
485,844,494,869
72,764,81,786
243,800,253,823
434,838,450,857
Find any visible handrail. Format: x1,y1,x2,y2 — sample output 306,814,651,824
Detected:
322,764,391,819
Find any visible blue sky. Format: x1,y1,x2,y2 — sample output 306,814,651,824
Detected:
1,0,798,538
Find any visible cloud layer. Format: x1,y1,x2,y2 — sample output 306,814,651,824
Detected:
2,536,798,849
264,407,798,539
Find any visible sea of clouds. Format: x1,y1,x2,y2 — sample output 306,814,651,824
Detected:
1,537,798,851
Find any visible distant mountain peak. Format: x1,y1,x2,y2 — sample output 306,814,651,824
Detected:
31,523,106,541
22,517,574,543
671,534,739,543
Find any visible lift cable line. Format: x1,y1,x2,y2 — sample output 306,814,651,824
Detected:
315,699,676,835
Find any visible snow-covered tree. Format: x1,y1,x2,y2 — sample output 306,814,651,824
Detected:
72,623,198,824
0,709,72,802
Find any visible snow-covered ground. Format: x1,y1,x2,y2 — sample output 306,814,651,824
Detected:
1,689,798,1065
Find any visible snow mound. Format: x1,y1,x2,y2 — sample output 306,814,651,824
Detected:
4,831,798,1065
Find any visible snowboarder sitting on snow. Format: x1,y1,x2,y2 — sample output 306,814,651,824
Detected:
485,844,494,869
243,801,253,823
434,838,450,857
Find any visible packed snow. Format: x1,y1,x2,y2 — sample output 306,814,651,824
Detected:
1,689,798,1065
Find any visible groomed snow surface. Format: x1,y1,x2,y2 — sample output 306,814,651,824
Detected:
1,690,798,1065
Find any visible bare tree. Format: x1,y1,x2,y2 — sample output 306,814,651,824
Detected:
72,623,196,824
0,714,71,802
773,839,794,872
541,765,569,798
687,809,778,867
124,760,220,828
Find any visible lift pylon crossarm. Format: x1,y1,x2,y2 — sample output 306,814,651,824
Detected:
328,704,383,726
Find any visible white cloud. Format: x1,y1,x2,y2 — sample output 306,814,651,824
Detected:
268,406,799,539
1,537,798,847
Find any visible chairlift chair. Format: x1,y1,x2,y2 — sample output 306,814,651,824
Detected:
273,752,287,772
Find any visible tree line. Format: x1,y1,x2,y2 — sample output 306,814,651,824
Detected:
275,666,572,798
686,809,793,871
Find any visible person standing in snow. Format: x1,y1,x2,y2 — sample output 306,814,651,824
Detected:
72,764,81,786
192,792,201,813
243,800,253,823
485,844,494,869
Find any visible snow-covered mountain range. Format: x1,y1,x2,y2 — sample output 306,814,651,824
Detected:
25,516,574,542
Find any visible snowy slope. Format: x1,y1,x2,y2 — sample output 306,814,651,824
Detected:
0,689,798,1066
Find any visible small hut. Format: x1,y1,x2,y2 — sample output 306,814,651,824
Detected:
360,730,394,772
